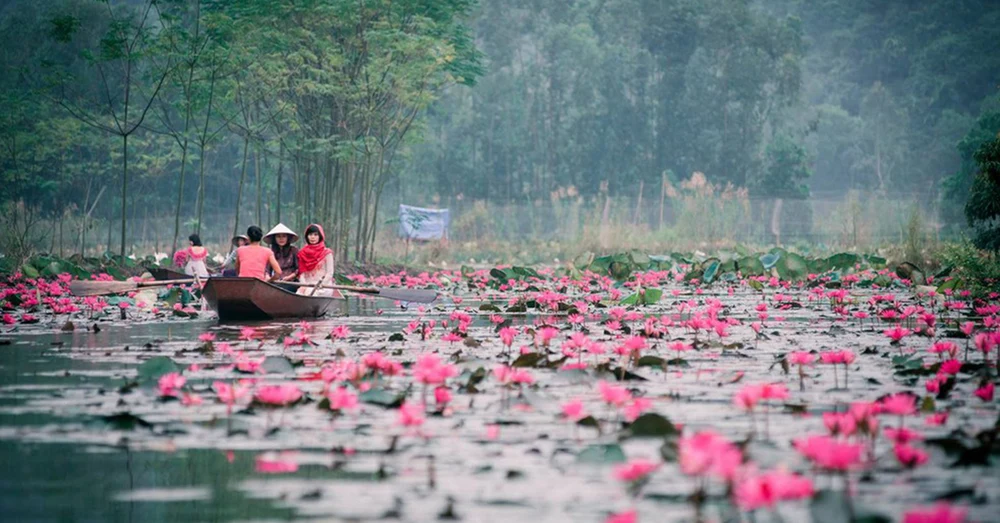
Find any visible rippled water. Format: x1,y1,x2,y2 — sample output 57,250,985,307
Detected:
0,288,997,522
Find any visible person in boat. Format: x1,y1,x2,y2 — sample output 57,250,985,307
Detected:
263,223,299,281
180,234,210,278
236,225,283,281
220,234,249,277
292,223,335,296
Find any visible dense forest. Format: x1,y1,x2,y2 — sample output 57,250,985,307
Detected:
2,0,999,262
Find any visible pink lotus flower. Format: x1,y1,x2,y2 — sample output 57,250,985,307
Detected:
735,468,814,510
239,327,257,341
434,386,452,407
441,332,464,344
255,384,302,406
940,359,962,375
327,386,359,412
624,397,653,422
397,401,425,427
925,412,949,426
973,382,994,402
157,372,186,397
788,351,815,365
499,326,517,347
255,452,299,474
561,399,587,421
929,341,958,357
885,426,923,445
413,354,458,386
613,458,659,482
198,332,216,343
894,443,928,468
884,326,912,344
598,381,631,407
902,503,966,523
181,393,203,406
793,435,863,471
679,430,741,480
604,510,637,523
213,381,250,410
330,325,351,339
880,393,917,416
959,322,974,337
822,412,857,436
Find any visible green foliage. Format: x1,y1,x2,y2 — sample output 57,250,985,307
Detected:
964,135,1000,252
752,134,811,199
938,241,1000,294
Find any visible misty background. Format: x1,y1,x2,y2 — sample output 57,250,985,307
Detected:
1,0,998,265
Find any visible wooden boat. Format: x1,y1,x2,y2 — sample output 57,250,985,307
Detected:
202,277,344,321
148,267,190,281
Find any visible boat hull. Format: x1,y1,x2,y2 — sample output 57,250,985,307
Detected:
149,267,190,281
202,277,343,321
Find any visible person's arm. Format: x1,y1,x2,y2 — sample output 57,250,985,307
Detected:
267,252,282,282
234,252,241,274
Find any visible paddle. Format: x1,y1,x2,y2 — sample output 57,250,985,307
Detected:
70,278,195,297
281,281,439,303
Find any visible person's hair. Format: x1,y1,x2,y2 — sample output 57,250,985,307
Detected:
188,234,202,246
305,224,322,243
247,226,263,242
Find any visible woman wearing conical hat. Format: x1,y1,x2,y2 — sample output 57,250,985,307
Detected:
292,224,337,297
263,223,299,280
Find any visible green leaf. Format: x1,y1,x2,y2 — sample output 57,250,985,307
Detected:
21,264,40,279
809,489,851,523
701,258,721,284
511,352,545,368
576,443,626,464
759,252,781,270
100,412,153,431
624,413,679,438
261,356,295,374
359,388,406,408
136,356,180,384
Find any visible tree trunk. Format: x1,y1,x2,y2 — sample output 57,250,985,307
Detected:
172,141,189,253
120,133,128,258
276,143,284,223
233,136,251,240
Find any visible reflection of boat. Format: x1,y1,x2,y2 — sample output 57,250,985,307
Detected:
148,267,190,281
202,277,344,321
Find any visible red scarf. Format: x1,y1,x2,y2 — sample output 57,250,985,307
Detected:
297,224,332,273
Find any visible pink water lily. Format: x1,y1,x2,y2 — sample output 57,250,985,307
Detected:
157,372,186,397
254,384,303,406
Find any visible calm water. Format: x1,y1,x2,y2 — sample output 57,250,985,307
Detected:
1,289,997,522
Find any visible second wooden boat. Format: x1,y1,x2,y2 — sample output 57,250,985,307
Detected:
202,277,344,321
148,267,190,281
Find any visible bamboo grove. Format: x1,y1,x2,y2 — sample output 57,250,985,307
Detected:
0,0,483,262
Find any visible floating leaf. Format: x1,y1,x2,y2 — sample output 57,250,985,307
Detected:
359,388,407,408
576,443,626,464
624,413,679,439
261,356,295,374
136,356,180,384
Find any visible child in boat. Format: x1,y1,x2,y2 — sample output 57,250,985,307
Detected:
263,223,299,280
236,226,282,281
293,224,335,296
180,234,210,278
220,234,249,277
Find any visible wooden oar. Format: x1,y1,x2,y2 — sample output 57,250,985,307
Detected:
70,278,195,297
281,281,439,303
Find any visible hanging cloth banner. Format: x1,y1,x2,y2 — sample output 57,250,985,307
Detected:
398,204,450,240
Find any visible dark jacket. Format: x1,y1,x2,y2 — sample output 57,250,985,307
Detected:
271,244,299,278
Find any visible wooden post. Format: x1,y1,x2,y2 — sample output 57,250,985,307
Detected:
633,180,644,225
659,172,666,230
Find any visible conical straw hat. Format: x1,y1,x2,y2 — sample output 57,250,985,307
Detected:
231,234,250,247
263,223,299,244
